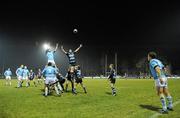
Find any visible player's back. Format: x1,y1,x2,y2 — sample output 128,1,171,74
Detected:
16,68,23,76
23,69,29,77
43,66,57,77
46,51,54,60
149,59,166,79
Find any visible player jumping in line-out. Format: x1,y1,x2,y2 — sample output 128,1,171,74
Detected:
148,52,173,114
61,44,82,94
61,44,82,66
4,68,12,86
108,64,117,96
45,43,59,66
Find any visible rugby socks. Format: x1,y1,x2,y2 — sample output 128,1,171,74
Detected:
33,81,37,87
111,87,116,95
160,94,167,111
45,87,48,96
57,82,63,91
54,85,60,95
26,82,29,87
65,84,68,92
83,87,87,93
17,81,21,88
72,88,77,94
166,96,173,109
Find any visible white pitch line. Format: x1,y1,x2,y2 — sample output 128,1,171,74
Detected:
150,100,180,118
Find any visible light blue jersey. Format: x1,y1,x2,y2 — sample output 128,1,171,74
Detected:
42,66,58,78
149,59,166,80
46,50,55,61
4,70,12,76
23,69,29,77
16,68,24,76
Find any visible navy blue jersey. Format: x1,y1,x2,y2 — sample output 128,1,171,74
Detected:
108,69,116,79
66,52,76,64
29,72,35,80
75,69,82,78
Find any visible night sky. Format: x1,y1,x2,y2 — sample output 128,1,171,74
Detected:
0,1,180,75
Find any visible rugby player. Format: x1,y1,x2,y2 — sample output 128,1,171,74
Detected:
4,68,12,86
148,52,173,114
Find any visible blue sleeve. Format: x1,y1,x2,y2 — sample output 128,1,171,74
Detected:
150,60,159,69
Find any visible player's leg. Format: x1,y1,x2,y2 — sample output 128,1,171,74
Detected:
164,88,173,110
17,77,22,88
5,77,8,86
60,80,65,91
65,79,69,92
80,82,87,93
110,79,116,96
33,79,37,87
44,78,50,97
71,79,77,94
157,86,168,113
54,83,61,96
57,81,63,93
26,78,30,87
9,77,12,86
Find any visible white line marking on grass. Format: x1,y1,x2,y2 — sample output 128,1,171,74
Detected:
150,100,180,118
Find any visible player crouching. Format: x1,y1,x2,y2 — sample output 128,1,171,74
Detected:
42,62,61,97
108,64,117,96
74,65,87,94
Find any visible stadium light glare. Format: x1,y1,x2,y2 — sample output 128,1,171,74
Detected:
43,43,50,50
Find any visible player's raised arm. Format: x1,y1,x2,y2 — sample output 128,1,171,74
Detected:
61,45,67,54
74,44,82,53
54,43,59,52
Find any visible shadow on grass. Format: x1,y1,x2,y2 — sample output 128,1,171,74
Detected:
139,104,161,112
105,92,112,95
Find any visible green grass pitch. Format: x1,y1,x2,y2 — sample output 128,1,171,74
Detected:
0,78,180,118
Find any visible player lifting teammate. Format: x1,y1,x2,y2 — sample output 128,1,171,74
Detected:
42,62,61,97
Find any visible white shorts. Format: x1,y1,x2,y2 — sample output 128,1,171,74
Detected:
48,60,55,65
45,77,58,85
22,76,28,80
17,76,23,81
5,76,11,80
154,77,168,88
